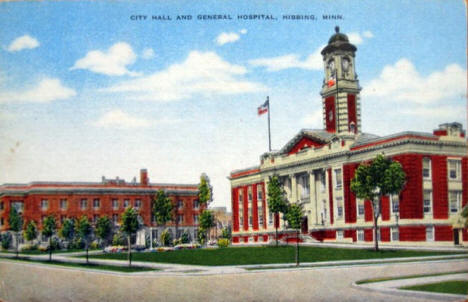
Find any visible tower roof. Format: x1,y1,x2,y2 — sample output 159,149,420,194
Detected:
321,26,357,55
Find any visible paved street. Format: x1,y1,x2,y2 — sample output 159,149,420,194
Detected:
0,256,466,302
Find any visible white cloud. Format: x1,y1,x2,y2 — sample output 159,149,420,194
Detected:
363,31,374,38
301,108,323,128
93,109,152,129
249,45,325,71
0,78,76,103
362,59,466,104
240,29,247,35
142,48,155,59
102,51,266,102
347,31,373,45
216,32,240,46
7,35,40,52
70,42,139,76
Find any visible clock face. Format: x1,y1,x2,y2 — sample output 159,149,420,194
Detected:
342,57,350,72
328,60,335,72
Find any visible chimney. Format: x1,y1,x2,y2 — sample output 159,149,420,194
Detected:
140,169,149,186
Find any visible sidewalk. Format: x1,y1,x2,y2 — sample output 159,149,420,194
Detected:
355,273,468,301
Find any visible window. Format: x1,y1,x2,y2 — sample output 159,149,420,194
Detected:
320,172,326,192
193,214,199,224
357,200,364,217
258,206,264,225
426,226,434,241
257,185,263,201
357,230,364,241
112,214,119,225
123,199,129,208
12,201,24,213
423,190,432,214
239,211,243,227
449,191,462,214
177,229,183,238
112,199,119,209
423,158,431,179
337,230,343,240
193,200,199,209
268,211,273,225
152,229,158,241
248,188,253,202
448,159,461,180
391,195,399,213
93,215,98,223
334,169,342,189
177,200,184,209
60,199,67,210
41,199,48,211
0,201,4,211
298,174,310,199
336,197,343,219
238,191,243,204
177,215,184,224
135,199,141,209
93,199,100,209
377,229,381,242
80,199,87,210
60,215,66,224
322,200,327,224
391,227,399,241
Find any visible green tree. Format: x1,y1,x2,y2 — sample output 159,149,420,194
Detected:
76,216,93,264
8,207,23,258
120,207,140,267
1,233,12,250
199,210,215,245
24,221,37,244
267,175,288,247
198,173,212,205
351,154,406,251
59,218,75,244
153,190,173,227
95,216,112,248
221,226,231,240
286,203,304,266
42,215,57,261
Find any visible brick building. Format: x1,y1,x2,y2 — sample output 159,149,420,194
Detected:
229,27,468,247
0,169,206,244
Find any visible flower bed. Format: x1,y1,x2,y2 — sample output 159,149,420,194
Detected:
104,246,127,253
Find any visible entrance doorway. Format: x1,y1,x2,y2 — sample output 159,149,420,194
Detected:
301,216,308,233
453,229,459,245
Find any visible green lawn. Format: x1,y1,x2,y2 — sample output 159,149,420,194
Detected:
0,248,99,255
0,256,157,273
86,246,465,266
401,280,468,295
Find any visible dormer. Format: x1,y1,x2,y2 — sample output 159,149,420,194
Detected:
433,122,466,140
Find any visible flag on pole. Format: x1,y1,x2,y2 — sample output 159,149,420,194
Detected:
257,99,269,116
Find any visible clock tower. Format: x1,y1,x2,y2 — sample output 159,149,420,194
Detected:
320,26,361,135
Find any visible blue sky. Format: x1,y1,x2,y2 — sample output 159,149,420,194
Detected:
0,0,466,209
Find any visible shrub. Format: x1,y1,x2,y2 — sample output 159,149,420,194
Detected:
172,238,182,246
181,230,191,244
49,237,61,251
160,229,172,246
112,233,126,246
217,238,230,248
69,237,84,250
20,244,38,252
197,229,206,245
1,232,12,250
90,241,99,250
221,227,231,240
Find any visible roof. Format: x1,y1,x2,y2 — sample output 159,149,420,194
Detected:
321,26,357,55
350,131,439,150
279,129,334,154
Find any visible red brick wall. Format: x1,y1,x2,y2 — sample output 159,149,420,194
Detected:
364,229,373,242
394,154,423,219
252,184,259,231
311,229,336,241
462,158,468,208
325,96,336,133
288,137,325,155
232,236,239,243
432,156,448,219
328,168,334,224
435,225,453,241
381,196,390,221
343,164,357,223
344,229,356,241
243,186,248,231
261,183,267,229
364,200,373,222
400,226,425,241
347,94,357,132
380,227,390,242
232,188,239,232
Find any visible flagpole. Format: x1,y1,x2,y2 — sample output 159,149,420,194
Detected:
267,96,271,152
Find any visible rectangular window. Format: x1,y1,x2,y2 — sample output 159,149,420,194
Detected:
152,229,158,241
60,199,67,210
391,227,399,241
423,190,432,214
112,199,119,210
93,198,100,209
193,200,199,209
357,200,364,217
248,188,253,202
377,229,381,242
337,230,343,240
80,199,87,210
449,191,462,214
93,215,98,223
268,211,273,225
257,185,263,201
12,201,24,213
239,212,243,227
298,174,310,199
135,199,141,209
41,199,48,211
177,215,184,224
238,191,243,204
112,214,119,225
336,197,343,219
123,199,129,208
448,159,461,180
426,226,434,241
193,215,199,224
320,172,326,192
357,230,364,241
423,157,431,179
334,168,342,189
60,215,66,224
0,201,4,211
391,195,400,213
322,200,327,224
177,200,184,209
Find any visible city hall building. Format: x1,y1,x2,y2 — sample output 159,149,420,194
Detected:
0,169,206,244
229,28,468,246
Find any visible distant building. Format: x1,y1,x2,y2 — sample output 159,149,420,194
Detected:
229,27,467,246
0,169,207,245
209,206,232,239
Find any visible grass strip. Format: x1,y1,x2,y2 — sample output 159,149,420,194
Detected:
0,256,157,273
84,246,466,266
400,280,468,295
356,270,468,284
0,248,99,255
